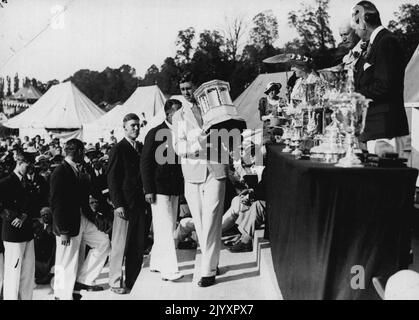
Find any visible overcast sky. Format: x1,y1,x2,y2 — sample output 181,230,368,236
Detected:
0,0,415,82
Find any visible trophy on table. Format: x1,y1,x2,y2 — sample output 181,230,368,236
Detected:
328,90,370,168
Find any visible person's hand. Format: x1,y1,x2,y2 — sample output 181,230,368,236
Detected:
11,217,24,228
145,193,156,204
114,207,127,220
261,113,273,122
61,234,71,246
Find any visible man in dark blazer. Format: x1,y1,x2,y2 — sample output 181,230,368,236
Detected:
0,151,35,300
107,113,146,294
50,139,110,300
140,99,184,281
352,1,409,155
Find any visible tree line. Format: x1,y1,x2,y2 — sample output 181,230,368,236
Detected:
1,1,418,108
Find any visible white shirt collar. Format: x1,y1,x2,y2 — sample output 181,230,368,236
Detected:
124,136,137,149
164,120,173,130
370,26,385,45
65,157,79,175
13,169,23,181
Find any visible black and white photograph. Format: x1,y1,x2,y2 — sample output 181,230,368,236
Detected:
0,0,419,304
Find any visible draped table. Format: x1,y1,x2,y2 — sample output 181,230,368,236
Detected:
266,144,418,300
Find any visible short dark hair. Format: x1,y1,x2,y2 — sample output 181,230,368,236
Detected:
164,99,182,115
356,1,381,27
122,113,140,124
64,139,84,157
179,71,197,86
15,151,34,164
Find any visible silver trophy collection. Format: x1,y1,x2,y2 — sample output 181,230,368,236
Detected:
274,69,371,167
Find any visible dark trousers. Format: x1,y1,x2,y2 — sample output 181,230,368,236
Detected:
124,206,146,289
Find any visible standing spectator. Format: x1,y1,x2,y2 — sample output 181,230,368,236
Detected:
140,99,184,281
352,1,409,155
50,139,110,300
107,113,147,294
0,152,35,300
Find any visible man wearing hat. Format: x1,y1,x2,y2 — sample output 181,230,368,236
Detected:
0,151,35,300
351,1,409,156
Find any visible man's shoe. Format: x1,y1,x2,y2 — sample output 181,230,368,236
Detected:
198,276,216,287
162,273,184,282
74,282,104,292
73,293,82,300
228,241,253,253
110,287,130,295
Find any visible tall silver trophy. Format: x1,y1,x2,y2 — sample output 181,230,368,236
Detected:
327,84,370,167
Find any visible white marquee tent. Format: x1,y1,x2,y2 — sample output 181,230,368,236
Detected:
404,44,419,185
83,85,166,143
4,81,104,141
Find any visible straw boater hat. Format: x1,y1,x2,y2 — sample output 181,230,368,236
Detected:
264,82,282,95
263,52,314,68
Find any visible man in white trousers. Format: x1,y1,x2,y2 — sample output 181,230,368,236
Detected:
172,72,228,287
140,99,184,281
50,139,110,300
0,151,35,300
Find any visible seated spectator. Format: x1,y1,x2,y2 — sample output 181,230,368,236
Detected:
33,207,55,285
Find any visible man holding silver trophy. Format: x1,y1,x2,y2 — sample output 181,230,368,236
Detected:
172,72,246,287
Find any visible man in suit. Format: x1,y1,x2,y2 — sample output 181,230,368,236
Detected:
50,139,110,300
352,1,409,156
172,72,228,287
0,151,35,300
107,113,147,294
140,99,184,281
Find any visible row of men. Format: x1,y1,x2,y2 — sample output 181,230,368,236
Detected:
0,87,265,300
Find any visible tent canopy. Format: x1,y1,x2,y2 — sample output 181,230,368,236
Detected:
234,72,291,129
405,44,419,108
12,84,42,101
4,81,104,130
83,85,166,143
138,94,192,142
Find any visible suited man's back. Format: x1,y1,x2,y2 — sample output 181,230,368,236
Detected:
50,161,86,237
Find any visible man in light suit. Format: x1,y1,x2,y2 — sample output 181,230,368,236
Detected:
172,72,227,287
107,113,146,294
352,1,409,156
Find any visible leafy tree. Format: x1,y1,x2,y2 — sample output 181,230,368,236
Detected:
175,27,196,65
0,77,4,99
6,76,11,96
141,64,160,86
223,16,247,63
13,73,19,93
249,10,279,48
388,4,419,64
288,0,335,53
190,30,229,85
158,57,181,95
